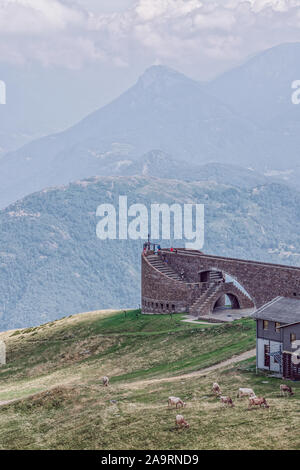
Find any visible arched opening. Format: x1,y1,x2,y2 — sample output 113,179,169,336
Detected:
213,294,241,312
203,267,253,303
198,269,224,283
196,266,255,319
199,271,210,282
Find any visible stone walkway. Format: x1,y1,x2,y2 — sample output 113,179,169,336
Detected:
196,307,255,323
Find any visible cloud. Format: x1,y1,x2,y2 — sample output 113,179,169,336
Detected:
1,0,300,71
0,0,84,33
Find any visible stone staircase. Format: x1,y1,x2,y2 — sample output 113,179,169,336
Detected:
209,271,223,282
190,281,253,317
189,283,223,316
146,254,182,281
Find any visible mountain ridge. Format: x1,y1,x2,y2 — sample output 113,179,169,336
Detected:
0,60,264,208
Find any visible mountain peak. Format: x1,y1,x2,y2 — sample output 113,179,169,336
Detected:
137,65,194,89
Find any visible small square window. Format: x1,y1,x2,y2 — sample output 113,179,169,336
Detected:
263,320,269,330
275,322,281,333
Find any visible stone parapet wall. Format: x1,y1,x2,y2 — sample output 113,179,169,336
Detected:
141,249,300,315
158,250,300,308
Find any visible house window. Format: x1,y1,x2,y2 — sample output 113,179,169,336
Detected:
291,333,297,343
275,322,281,333
263,320,269,330
264,344,270,367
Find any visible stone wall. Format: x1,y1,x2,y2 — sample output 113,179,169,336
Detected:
161,251,300,308
141,249,300,315
141,254,198,313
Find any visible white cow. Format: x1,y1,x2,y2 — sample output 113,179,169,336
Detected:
237,387,256,398
102,376,109,387
280,384,294,396
175,414,189,429
168,396,186,408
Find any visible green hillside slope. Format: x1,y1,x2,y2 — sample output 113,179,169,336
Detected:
0,310,298,450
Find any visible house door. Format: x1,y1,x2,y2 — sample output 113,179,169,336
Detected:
264,344,270,368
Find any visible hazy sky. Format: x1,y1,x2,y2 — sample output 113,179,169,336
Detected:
2,0,300,136
74,1,136,14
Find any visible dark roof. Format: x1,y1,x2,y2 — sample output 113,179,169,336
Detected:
252,297,300,325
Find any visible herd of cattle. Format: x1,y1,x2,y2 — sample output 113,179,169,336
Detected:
102,376,295,430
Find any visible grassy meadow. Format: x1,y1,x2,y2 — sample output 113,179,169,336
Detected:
0,309,298,450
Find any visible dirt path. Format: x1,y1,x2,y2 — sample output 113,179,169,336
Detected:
181,318,222,326
127,348,256,389
0,399,15,406
0,348,256,406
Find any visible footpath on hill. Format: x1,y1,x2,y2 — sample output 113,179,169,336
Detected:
0,348,256,406
125,348,256,389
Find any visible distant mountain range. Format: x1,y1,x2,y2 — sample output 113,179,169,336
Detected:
208,42,300,127
1,43,300,330
0,65,258,208
1,42,300,209
90,149,281,188
0,175,300,330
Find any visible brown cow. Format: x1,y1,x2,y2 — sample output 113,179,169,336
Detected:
280,384,294,397
220,396,235,407
248,397,269,409
175,414,190,429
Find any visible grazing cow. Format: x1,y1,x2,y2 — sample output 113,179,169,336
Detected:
237,387,256,398
212,382,221,396
280,384,294,397
102,376,109,387
220,396,234,407
175,414,190,429
168,396,186,409
248,397,269,409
